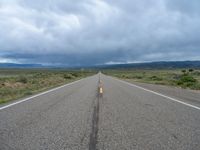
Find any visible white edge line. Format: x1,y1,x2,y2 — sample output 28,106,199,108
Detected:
108,76,200,111
0,77,86,111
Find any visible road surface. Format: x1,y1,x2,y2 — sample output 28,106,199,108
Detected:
0,73,200,150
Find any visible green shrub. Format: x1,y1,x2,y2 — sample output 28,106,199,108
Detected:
179,75,196,83
17,76,28,83
24,91,33,96
135,75,143,79
176,75,197,87
182,69,187,74
149,76,162,81
71,72,79,77
121,74,129,78
189,69,194,73
63,74,74,79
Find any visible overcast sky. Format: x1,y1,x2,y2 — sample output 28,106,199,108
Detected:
0,0,200,66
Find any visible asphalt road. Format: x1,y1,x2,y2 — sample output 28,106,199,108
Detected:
0,73,200,150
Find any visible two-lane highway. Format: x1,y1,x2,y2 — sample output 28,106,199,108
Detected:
0,73,200,150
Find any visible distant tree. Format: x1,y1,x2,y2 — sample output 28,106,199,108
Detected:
189,69,194,73
182,69,187,75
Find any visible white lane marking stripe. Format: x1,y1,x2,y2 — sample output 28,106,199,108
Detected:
110,76,200,111
0,78,85,111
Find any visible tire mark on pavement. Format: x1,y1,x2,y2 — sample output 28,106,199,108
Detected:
89,96,100,150
89,73,102,150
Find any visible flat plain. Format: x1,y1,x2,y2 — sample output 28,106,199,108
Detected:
103,69,200,90
0,69,96,104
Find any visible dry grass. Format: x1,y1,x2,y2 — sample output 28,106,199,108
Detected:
0,69,96,104
103,69,200,90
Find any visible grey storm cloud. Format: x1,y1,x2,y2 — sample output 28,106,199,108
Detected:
0,0,200,65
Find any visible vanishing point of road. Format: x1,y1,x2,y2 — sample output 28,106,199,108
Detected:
0,73,200,150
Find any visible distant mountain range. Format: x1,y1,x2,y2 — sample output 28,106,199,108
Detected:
0,61,200,69
0,63,43,68
95,61,200,69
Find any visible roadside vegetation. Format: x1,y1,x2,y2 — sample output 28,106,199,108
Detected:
0,69,96,104
103,69,200,90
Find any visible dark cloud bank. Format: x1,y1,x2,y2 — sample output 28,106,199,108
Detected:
0,0,200,66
